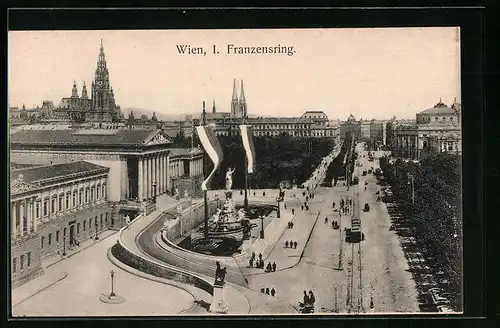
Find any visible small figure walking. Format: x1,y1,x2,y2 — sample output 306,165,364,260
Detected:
265,288,270,295
325,217,328,224
285,240,289,248
272,262,276,272
125,214,131,230
292,208,295,215
294,241,297,249
271,287,276,297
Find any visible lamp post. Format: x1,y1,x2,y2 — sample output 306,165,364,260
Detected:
109,269,116,297
276,196,281,219
152,182,158,204
95,223,99,241
260,215,265,239
62,236,67,256
407,174,414,204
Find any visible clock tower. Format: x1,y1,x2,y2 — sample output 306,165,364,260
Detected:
89,39,120,122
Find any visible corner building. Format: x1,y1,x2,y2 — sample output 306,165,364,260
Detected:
10,161,110,287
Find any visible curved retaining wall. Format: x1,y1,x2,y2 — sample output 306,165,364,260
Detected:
111,212,215,296
110,241,214,295
137,209,248,287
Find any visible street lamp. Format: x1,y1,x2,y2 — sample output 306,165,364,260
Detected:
152,182,158,204
95,223,99,241
62,236,67,256
260,215,265,239
109,269,116,297
407,174,415,204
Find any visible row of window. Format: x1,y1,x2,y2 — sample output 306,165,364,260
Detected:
40,212,109,249
40,183,107,218
12,252,31,273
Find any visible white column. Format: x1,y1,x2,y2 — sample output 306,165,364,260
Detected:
20,200,25,236
147,156,152,198
121,160,127,200
33,199,37,232
164,154,168,193
11,202,17,237
138,157,143,201
160,154,164,194
166,156,170,192
153,154,158,196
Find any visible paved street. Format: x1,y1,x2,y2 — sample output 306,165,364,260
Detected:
12,231,196,317
243,142,420,314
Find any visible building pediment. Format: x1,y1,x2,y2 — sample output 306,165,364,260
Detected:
143,130,173,147
11,180,38,195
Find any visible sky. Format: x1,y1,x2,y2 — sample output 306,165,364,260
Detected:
8,28,460,120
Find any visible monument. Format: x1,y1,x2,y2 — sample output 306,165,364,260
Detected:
209,261,229,314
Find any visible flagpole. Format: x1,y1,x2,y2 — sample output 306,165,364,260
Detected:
243,115,249,210
201,101,209,240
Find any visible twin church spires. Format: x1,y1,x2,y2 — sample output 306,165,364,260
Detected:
231,79,247,118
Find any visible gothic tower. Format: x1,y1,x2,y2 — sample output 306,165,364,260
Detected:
90,39,119,122
239,80,247,118
231,79,239,116
71,80,78,98
81,81,88,99
212,99,217,113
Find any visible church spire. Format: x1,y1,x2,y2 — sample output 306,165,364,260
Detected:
231,79,239,116
71,80,78,98
81,81,88,99
239,80,247,118
212,99,216,113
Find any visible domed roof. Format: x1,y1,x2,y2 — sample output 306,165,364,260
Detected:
347,113,356,122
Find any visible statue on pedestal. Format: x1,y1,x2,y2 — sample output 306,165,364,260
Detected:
210,261,229,313
214,261,227,286
225,167,236,191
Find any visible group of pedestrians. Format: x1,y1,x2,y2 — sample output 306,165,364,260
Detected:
287,221,294,229
285,240,298,249
299,290,316,313
261,287,276,297
249,252,277,272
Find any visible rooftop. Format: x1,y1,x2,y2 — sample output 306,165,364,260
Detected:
10,129,172,148
419,101,459,115
11,161,109,194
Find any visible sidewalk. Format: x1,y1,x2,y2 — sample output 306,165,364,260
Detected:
244,210,320,276
12,271,68,307
42,229,118,268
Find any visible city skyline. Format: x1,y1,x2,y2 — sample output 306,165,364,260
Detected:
8,28,460,120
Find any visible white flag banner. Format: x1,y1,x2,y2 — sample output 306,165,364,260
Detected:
196,125,224,191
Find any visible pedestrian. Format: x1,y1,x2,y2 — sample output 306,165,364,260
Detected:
309,291,316,304
285,240,289,248
261,288,265,293
306,205,309,211
301,205,304,211
292,208,295,215
325,217,328,224
251,252,255,260
249,258,253,268
263,191,266,196
259,253,263,261
306,196,309,202
266,288,270,295
294,241,297,249
272,262,276,272
253,192,256,196
240,190,243,195
271,287,276,297
284,203,287,210
302,290,309,306
266,262,272,272
291,222,294,228
332,201,335,209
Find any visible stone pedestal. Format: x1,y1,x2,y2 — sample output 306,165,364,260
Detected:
209,283,229,314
